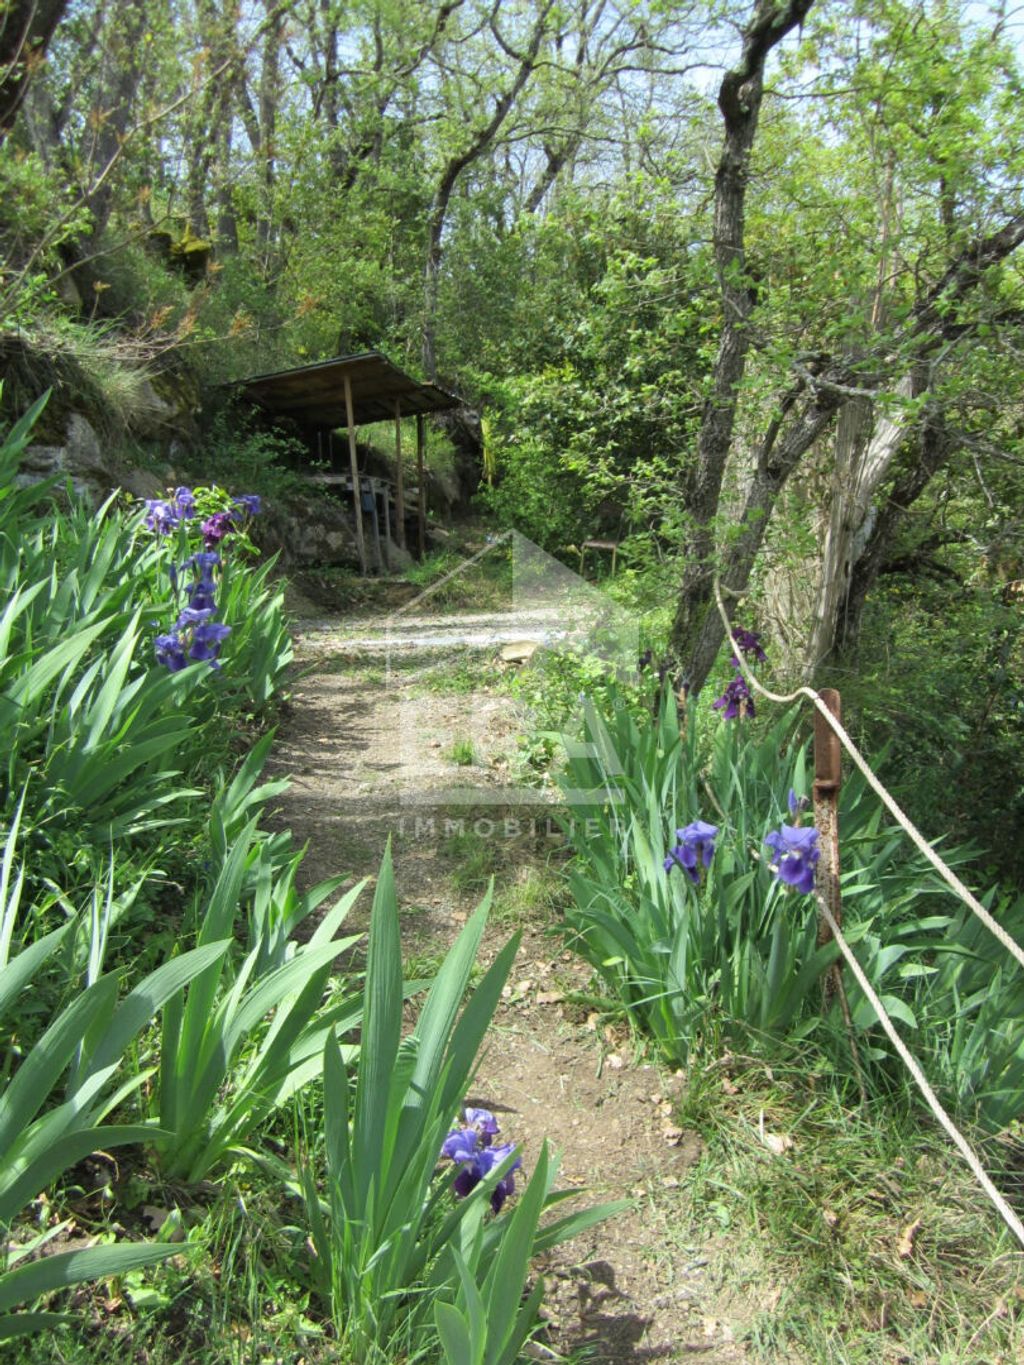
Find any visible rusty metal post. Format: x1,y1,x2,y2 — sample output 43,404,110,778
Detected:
813,688,843,1008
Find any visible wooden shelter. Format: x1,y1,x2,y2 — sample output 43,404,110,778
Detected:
233,352,460,574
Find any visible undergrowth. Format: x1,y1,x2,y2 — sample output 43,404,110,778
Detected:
676,1052,1024,1364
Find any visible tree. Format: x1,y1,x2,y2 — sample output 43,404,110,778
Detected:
0,0,68,142
668,0,1024,696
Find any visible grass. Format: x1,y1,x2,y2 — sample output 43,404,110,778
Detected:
491,864,566,929
448,736,478,766
402,538,514,611
2,1162,334,1365
407,654,505,696
672,1050,1024,1363
439,827,500,892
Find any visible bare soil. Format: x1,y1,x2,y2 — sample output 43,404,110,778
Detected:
269,589,758,1364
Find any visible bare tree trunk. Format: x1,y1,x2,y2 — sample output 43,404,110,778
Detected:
681,375,843,691
836,414,952,654
802,378,913,673
667,0,815,687
256,0,283,261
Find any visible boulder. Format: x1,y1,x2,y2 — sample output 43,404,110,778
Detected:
18,413,121,505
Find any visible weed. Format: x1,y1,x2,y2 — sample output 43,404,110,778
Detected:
440,828,501,892
448,736,478,766
491,864,564,929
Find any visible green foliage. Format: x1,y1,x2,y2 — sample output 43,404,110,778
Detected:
558,686,1024,1129
845,574,1024,886
676,1055,1024,1364
473,197,708,552
192,405,309,501
296,845,624,1362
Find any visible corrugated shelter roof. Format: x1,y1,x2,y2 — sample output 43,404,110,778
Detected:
232,351,460,427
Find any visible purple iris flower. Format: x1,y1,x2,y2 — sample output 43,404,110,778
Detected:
441,1106,521,1212
202,510,235,548
232,493,262,517
143,500,179,535
176,606,214,628
173,486,196,519
729,628,768,667
189,620,231,663
449,1140,522,1212
464,1107,500,1143
441,1127,480,1163
764,824,820,895
182,552,220,612
664,819,719,883
712,673,755,721
155,631,187,672
184,552,222,573
788,788,810,819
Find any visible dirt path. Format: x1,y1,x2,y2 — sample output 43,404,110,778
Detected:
270,594,753,1364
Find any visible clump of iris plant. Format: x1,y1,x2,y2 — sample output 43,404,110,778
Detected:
145,487,261,673
712,625,767,721
663,819,718,883
764,822,820,895
440,1106,522,1213
154,552,232,671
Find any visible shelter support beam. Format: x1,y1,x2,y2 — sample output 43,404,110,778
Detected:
344,374,367,575
394,401,406,549
417,414,426,558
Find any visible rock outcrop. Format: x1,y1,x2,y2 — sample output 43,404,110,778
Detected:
18,412,165,506
254,491,361,569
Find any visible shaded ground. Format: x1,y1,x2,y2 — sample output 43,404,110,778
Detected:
269,586,757,1364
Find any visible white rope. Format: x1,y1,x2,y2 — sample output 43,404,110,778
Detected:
713,580,1024,976
815,893,1024,1251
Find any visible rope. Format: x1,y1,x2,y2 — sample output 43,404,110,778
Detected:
815,893,1024,1251
713,579,1024,976
708,578,1024,1247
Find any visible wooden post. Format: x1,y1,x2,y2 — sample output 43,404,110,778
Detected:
813,688,843,1005
369,480,384,573
394,400,406,549
381,476,392,567
344,373,366,575
416,412,426,558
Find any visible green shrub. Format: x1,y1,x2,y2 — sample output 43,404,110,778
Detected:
557,686,1024,1129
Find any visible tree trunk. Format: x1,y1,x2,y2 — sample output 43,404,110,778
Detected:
681,376,844,691
802,377,913,673
256,0,283,261
668,0,815,689
422,0,555,378
835,414,953,654
0,0,68,143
